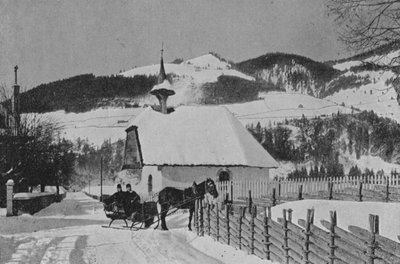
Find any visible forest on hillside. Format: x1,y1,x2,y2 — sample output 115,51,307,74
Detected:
20,74,158,113
201,75,282,104
247,110,400,179
236,52,339,82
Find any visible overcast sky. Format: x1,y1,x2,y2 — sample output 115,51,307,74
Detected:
0,0,350,90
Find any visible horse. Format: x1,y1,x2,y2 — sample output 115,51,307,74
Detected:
158,178,218,231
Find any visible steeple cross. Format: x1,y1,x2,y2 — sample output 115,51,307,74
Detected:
14,65,18,85
161,42,164,58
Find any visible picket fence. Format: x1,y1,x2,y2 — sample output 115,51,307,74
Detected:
193,200,400,264
216,174,400,202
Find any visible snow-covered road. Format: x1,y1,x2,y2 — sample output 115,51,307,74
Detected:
0,192,272,264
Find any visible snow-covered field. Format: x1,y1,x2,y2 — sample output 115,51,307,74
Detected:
326,70,400,122
226,92,352,127
23,107,144,145
0,192,274,264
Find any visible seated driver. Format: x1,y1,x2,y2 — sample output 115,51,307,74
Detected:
123,184,141,219
104,184,125,212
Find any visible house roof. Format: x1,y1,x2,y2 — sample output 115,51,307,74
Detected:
126,105,278,168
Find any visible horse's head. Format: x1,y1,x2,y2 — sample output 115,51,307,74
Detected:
191,181,198,196
205,178,218,199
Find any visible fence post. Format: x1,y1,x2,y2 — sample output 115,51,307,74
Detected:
226,203,230,245
303,208,314,264
263,207,272,260
250,204,256,255
282,209,290,264
216,202,220,241
358,181,363,202
195,199,200,235
278,180,281,198
248,190,252,214
6,179,14,217
238,207,243,250
385,177,390,203
207,201,211,235
328,181,333,200
329,211,337,264
368,214,379,264
298,185,303,200
200,199,204,236
272,188,277,206
231,181,234,202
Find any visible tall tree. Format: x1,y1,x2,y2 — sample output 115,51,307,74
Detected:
328,1,400,53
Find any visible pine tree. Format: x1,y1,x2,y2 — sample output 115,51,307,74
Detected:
319,164,326,178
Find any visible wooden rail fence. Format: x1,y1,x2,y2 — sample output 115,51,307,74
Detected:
217,175,400,203
193,199,400,264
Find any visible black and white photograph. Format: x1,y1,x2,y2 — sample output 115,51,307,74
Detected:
1,0,400,263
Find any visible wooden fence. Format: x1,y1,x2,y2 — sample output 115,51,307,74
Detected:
216,174,400,203
193,199,400,264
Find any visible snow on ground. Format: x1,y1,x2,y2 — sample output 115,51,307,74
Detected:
340,152,400,175
225,92,352,127
23,107,144,146
82,185,116,196
326,70,400,122
272,199,400,242
333,60,363,71
0,192,275,264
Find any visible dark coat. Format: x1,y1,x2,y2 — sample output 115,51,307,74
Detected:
104,191,125,206
123,190,141,217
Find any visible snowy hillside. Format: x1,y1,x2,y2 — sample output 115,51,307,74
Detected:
236,53,339,97
326,70,400,122
225,92,352,127
28,92,353,146
23,107,145,145
119,53,254,106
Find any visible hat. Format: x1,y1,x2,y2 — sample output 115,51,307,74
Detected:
126,184,131,188
117,184,122,189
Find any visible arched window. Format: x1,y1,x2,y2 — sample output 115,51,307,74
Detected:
217,168,231,201
148,174,153,194
218,170,230,182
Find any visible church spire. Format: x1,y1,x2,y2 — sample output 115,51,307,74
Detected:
158,43,167,84
150,44,175,114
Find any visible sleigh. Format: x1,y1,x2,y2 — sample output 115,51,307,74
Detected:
103,201,159,230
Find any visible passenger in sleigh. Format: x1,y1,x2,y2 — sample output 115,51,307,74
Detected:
103,184,125,213
123,184,141,220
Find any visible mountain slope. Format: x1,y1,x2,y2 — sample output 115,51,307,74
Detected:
235,53,340,97
326,40,400,69
19,74,157,113
119,53,255,105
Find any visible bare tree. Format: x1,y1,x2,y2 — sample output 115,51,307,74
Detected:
0,83,10,102
328,0,400,54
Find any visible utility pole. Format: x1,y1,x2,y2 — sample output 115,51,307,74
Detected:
88,174,91,194
100,156,103,202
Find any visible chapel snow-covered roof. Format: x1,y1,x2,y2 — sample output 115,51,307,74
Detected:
126,105,278,168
